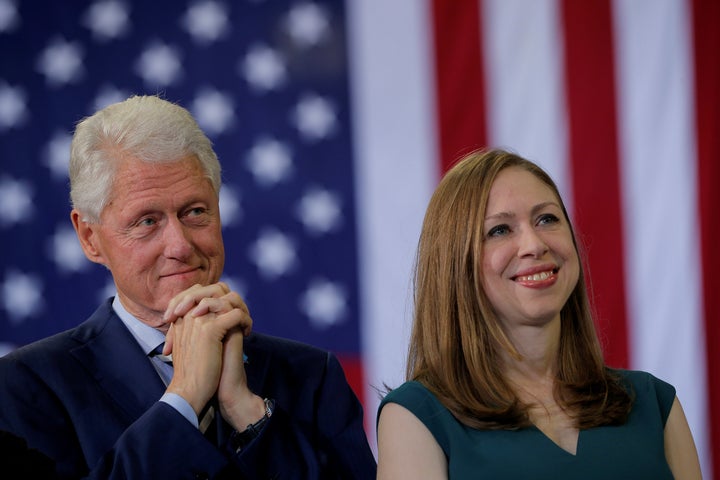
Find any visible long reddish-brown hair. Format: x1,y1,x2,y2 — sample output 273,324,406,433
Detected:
407,148,632,429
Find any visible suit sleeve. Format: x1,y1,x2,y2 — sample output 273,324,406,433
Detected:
230,352,377,479
0,354,233,480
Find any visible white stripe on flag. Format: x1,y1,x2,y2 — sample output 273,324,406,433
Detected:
482,0,572,202
349,2,712,474
612,0,710,476
347,0,437,452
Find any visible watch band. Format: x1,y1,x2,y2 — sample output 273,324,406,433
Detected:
230,398,274,453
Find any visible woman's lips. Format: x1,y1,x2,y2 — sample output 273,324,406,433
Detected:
513,269,557,282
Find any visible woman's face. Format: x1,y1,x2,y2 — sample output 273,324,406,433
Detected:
480,166,579,332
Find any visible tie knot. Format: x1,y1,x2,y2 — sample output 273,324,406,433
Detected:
152,343,165,356
150,343,172,364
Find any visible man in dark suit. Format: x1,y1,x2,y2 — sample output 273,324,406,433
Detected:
0,95,376,479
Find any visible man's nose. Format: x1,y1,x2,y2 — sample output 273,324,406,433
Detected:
163,217,194,259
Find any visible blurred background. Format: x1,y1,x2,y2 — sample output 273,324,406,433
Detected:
0,0,717,476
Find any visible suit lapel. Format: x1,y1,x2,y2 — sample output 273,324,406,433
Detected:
70,301,166,422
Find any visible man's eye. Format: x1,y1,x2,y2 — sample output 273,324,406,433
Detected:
139,218,156,227
184,207,209,220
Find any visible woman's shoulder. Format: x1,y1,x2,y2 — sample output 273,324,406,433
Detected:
378,380,461,455
613,368,675,392
383,380,431,399
381,381,439,410
379,381,453,423
612,368,676,419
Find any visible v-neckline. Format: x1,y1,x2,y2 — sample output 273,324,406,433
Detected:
531,424,581,457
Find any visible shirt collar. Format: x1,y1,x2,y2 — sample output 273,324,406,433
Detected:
112,296,165,356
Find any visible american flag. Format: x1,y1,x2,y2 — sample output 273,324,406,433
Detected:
0,0,717,477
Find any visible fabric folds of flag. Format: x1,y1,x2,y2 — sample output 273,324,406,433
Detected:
351,0,717,477
0,1,717,477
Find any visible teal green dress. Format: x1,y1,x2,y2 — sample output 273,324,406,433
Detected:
379,370,675,479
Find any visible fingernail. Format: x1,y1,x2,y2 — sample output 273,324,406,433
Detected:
174,299,188,315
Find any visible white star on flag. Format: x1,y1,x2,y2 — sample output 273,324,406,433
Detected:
299,278,346,329
285,3,329,48
191,88,235,136
0,0,19,33
1,270,44,322
219,184,241,227
135,42,182,87
249,228,297,279
36,37,84,86
296,188,341,235
246,138,293,186
48,226,90,274
83,0,130,41
91,85,130,113
0,83,27,130
182,0,229,45
0,176,33,226
44,132,72,180
293,94,336,141
241,44,287,92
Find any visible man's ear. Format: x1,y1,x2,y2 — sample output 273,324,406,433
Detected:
70,209,106,265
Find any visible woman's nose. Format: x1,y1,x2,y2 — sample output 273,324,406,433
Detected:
517,227,549,258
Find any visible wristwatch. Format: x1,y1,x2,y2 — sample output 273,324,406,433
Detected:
229,398,274,453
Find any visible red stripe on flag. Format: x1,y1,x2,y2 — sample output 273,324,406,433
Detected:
691,0,720,472
560,0,629,368
431,0,488,172
336,354,365,410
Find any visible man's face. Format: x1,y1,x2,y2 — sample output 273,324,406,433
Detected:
76,155,225,328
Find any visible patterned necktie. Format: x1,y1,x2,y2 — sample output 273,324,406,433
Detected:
150,343,218,440
151,343,173,364
149,343,173,386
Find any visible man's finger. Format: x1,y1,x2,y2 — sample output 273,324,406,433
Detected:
163,323,175,355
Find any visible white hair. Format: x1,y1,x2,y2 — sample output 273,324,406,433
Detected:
69,95,221,222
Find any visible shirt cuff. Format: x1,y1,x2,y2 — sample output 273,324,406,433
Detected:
160,392,199,428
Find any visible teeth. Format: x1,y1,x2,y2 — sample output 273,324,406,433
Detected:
517,271,553,282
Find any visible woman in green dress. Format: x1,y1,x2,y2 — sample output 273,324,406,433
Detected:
376,149,701,479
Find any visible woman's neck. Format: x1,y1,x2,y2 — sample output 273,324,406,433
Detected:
501,315,561,382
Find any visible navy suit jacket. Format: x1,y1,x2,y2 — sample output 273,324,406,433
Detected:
0,299,377,479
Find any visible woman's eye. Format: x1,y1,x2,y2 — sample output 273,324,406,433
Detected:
538,213,560,225
487,224,510,237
